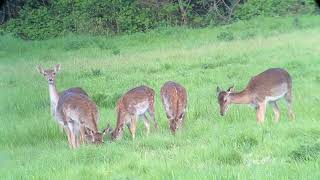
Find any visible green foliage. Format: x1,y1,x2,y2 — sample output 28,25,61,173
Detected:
290,143,320,161
217,31,235,41
1,0,318,40
1,15,320,179
4,6,63,40
234,0,315,20
4,0,164,40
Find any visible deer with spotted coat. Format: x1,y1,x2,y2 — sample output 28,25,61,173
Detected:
37,64,103,148
217,68,295,124
104,86,158,140
160,81,187,134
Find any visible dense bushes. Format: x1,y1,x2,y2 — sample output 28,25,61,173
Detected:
0,0,317,40
4,0,160,39
234,0,315,20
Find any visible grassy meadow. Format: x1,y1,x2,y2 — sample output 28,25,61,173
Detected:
1,15,320,179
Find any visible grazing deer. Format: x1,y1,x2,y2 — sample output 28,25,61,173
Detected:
103,86,157,140
56,92,103,148
37,64,102,148
160,81,187,134
216,68,295,124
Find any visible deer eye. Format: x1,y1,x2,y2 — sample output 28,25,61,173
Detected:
53,72,56,75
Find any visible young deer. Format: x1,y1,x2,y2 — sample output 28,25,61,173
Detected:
104,86,157,140
160,81,187,134
217,68,295,124
56,92,103,148
37,64,102,148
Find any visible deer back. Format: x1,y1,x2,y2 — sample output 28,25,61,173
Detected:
111,85,155,139
56,92,99,132
161,81,187,120
245,68,292,100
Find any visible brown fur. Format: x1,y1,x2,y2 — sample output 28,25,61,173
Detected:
57,92,103,148
160,81,187,134
37,64,102,148
217,68,295,123
107,86,157,140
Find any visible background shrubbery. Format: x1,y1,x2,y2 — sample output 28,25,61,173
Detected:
0,0,318,39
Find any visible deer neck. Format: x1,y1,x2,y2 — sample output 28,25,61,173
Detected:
230,90,252,104
48,83,59,115
112,109,125,139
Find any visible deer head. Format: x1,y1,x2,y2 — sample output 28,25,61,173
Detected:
84,127,104,144
169,114,184,134
102,123,121,140
37,64,61,85
216,85,235,116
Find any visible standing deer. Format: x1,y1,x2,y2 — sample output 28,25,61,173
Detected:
216,68,295,124
160,81,187,134
37,64,102,148
103,86,157,140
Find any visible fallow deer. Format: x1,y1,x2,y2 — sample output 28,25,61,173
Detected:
160,81,187,134
56,92,103,148
37,64,102,148
104,86,157,140
217,68,295,124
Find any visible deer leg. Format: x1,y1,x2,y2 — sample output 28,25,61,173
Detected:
128,115,137,140
177,107,187,128
63,126,72,148
256,102,266,124
142,114,150,136
67,120,81,149
63,115,74,148
285,92,295,120
68,121,76,149
68,127,76,149
148,102,158,129
169,118,176,133
79,125,86,144
270,101,280,122
74,122,81,148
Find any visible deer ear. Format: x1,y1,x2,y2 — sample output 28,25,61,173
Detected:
103,124,113,135
216,86,222,96
227,85,235,92
37,65,44,74
85,127,93,136
54,64,61,73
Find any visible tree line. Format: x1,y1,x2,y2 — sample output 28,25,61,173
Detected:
0,0,317,40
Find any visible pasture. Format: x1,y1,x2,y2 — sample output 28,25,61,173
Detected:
1,15,320,179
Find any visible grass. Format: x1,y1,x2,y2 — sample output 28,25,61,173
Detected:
1,15,320,179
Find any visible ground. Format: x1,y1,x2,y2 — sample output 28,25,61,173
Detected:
1,15,320,179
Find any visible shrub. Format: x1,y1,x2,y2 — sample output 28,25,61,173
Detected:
1,0,317,40
217,31,235,41
234,0,315,20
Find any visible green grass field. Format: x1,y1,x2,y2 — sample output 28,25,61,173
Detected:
1,15,320,179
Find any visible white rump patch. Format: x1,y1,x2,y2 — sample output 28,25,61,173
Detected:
134,101,149,115
265,83,288,102
265,92,286,102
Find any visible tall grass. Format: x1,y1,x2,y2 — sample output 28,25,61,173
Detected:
1,15,320,179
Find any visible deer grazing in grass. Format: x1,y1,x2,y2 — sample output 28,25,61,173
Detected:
103,86,158,140
217,68,295,124
160,81,187,134
37,64,103,148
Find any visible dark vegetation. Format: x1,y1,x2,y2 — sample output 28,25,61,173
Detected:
0,0,318,40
